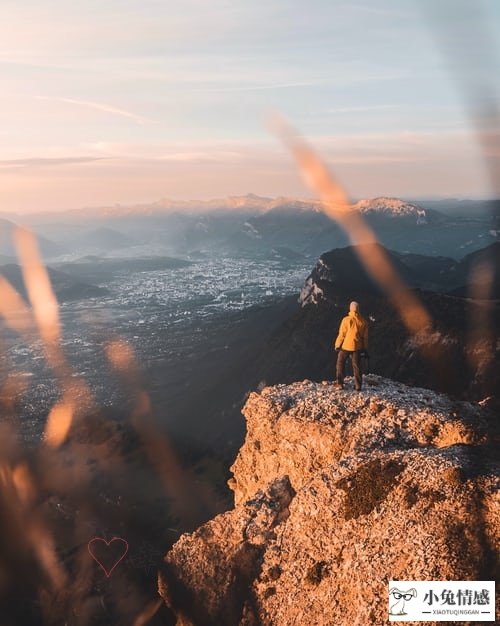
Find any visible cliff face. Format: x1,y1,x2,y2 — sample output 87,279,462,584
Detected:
261,243,500,402
158,376,499,626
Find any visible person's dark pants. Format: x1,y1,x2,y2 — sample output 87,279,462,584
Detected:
336,349,362,390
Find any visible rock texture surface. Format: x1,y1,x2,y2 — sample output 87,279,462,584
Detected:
159,376,499,625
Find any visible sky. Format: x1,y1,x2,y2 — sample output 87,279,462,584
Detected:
0,0,499,212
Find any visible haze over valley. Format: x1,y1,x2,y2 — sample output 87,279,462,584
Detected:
2,194,498,456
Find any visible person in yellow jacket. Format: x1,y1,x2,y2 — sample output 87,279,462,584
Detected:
334,301,369,391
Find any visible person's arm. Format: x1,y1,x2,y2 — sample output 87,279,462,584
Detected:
334,318,347,350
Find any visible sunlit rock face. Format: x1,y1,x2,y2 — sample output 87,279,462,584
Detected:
158,376,499,626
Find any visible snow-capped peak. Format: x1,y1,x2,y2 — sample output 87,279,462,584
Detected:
353,197,427,221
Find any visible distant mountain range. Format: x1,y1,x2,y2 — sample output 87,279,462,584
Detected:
417,198,500,219
2,195,499,261
0,218,67,259
0,264,108,302
73,226,136,252
8,193,499,219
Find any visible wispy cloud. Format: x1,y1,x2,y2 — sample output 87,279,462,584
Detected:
0,156,109,169
327,104,396,114
193,79,328,93
35,96,154,125
82,140,256,163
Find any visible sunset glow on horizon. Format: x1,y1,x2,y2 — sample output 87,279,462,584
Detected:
1,0,499,213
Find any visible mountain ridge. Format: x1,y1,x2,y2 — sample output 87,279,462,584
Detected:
14,195,498,260
253,242,500,401
14,194,433,219
0,264,108,302
299,242,500,305
0,218,66,259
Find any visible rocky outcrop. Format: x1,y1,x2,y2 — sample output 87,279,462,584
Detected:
298,242,500,306
158,376,499,625
257,247,500,401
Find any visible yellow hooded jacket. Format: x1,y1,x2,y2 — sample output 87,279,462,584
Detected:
334,311,368,352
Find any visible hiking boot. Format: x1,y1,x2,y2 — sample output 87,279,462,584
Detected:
333,381,344,390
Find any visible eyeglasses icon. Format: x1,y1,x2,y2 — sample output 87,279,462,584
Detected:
392,592,415,602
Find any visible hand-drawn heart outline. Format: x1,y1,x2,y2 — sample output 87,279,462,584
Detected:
88,537,129,577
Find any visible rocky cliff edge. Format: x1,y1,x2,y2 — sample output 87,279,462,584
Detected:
158,375,499,625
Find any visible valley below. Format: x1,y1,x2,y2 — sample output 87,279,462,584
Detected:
0,197,498,625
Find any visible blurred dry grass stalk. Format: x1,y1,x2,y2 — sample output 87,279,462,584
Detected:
0,227,206,624
274,107,498,384
421,0,499,379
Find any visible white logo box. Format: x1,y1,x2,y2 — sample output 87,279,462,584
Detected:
388,580,496,622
